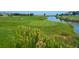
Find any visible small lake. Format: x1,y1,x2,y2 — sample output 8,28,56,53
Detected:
48,16,79,34
48,16,61,22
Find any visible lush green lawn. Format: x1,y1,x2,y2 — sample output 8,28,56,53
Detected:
0,16,78,48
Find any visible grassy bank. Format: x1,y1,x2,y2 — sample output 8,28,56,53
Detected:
57,15,79,22
0,16,78,48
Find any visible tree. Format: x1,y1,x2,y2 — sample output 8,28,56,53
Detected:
29,13,34,16
0,14,3,16
72,12,76,15
56,14,58,16
59,13,63,16
44,13,46,16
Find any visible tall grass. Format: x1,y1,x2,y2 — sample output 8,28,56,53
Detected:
15,25,47,48
15,25,77,48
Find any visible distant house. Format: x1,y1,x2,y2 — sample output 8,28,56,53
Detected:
75,11,79,15
64,11,73,15
66,11,79,15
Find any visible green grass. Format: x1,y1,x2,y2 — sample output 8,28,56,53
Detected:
57,15,79,21
0,16,78,48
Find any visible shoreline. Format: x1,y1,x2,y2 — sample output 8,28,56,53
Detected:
56,16,79,23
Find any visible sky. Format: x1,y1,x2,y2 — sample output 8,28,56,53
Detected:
0,11,67,15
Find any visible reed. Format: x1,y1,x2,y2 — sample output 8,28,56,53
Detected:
15,25,77,48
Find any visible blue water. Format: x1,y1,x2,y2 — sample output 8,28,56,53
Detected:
48,17,61,22
71,23,79,33
48,16,79,34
